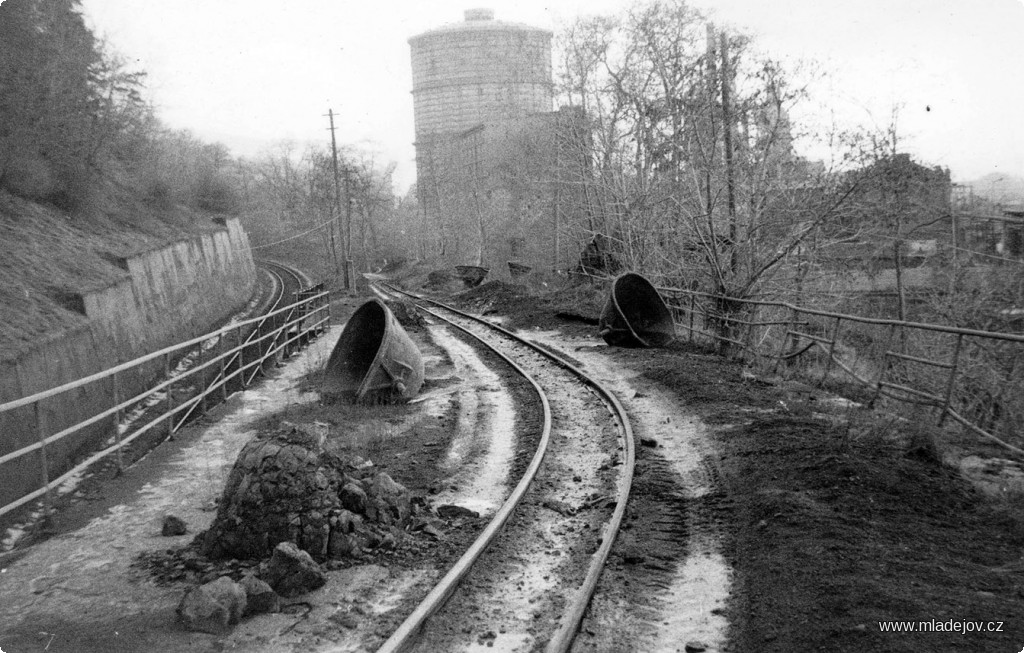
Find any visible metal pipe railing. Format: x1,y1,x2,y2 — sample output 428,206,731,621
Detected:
580,271,1024,457
0,290,330,521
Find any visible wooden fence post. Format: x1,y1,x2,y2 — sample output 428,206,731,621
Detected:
820,316,843,387
870,324,898,408
938,334,963,426
743,306,756,362
773,305,800,376
688,293,695,343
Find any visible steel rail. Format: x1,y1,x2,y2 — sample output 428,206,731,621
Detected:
373,283,635,653
243,263,289,388
369,283,553,653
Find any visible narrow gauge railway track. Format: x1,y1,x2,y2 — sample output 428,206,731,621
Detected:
251,261,315,383
175,260,313,427
370,282,636,653
260,259,311,303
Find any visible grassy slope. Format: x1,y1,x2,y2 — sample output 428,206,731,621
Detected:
0,189,224,363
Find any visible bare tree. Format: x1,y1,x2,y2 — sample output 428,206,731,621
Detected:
556,0,874,351
0,0,150,212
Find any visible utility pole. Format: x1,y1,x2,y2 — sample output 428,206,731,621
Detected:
325,108,350,289
314,172,339,275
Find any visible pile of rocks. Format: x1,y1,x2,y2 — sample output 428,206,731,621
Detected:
176,541,319,634
174,421,438,633
200,421,418,561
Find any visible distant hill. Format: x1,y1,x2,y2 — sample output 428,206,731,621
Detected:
963,173,1024,204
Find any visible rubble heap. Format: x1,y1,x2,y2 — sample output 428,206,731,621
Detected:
201,422,417,561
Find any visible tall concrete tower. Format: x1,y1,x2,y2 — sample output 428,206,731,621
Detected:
409,9,557,269
409,9,553,167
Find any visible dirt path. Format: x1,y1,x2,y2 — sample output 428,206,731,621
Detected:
526,331,730,653
0,330,350,653
445,279,1024,652
608,339,1024,653
0,297,550,653
398,308,624,652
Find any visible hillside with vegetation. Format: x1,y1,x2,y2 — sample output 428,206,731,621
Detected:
0,0,245,360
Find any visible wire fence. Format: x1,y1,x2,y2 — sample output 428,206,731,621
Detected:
0,288,331,523
651,283,1024,456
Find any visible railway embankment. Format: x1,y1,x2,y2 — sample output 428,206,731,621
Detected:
0,191,258,521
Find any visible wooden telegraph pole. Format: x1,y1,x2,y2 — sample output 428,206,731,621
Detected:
326,108,350,289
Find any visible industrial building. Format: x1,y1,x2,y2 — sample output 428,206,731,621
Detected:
409,9,589,275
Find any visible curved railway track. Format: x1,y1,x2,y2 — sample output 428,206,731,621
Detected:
370,282,636,653
260,259,311,305
175,260,314,427
249,260,314,383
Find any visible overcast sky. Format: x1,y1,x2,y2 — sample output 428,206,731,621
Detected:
77,0,1024,192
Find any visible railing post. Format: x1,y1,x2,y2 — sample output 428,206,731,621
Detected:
870,324,898,408
688,293,695,343
199,340,208,416
938,334,963,426
743,306,757,362
219,333,228,402
819,316,842,387
165,351,175,440
773,305,800,376
236,325,246,390
290,291,299,356
253,321,263,378
34,400,54,523
112,371,124,474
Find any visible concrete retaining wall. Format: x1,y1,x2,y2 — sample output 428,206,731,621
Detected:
0,218,257,517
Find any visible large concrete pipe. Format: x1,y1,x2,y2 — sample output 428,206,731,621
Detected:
321,299,425,403
599,272,675,348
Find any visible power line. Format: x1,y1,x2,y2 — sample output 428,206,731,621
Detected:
242,213,340,252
